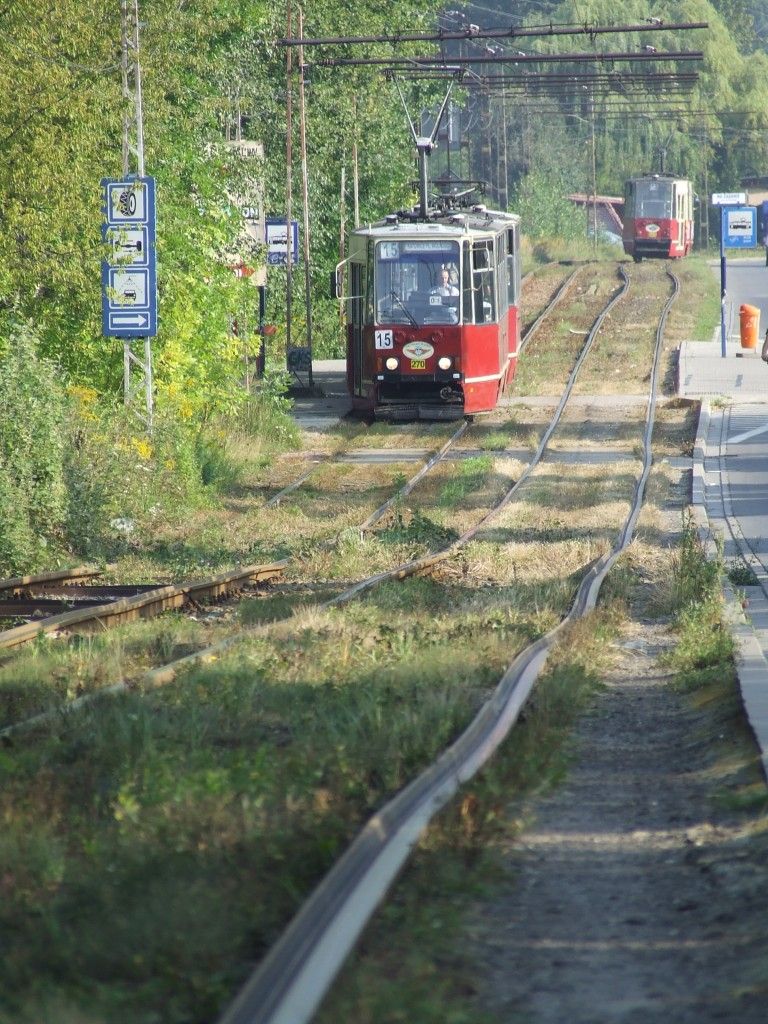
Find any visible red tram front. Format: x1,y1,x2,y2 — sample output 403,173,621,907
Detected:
622,173,694,261
341,207,521,420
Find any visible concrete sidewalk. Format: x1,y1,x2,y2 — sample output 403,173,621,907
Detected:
288,359,350,433
677,339,768,402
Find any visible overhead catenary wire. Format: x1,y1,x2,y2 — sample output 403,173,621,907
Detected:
312,50,704,68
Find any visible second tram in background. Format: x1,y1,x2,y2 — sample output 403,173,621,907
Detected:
338,205,521,421
621,173,695,261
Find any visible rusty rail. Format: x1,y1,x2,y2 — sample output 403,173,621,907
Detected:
0,560,289,651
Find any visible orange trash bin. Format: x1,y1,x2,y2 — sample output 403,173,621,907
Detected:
740,304,760,349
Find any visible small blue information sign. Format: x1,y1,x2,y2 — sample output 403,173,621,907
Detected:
101,177,158,337
721,205,756,249
265,218,299,265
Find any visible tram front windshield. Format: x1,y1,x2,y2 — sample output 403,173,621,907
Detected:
375,240,461,326
635,180,673,219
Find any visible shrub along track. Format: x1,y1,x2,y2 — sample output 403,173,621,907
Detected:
0,261,707,1024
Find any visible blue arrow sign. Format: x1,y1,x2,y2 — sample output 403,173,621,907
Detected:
101,176,158,337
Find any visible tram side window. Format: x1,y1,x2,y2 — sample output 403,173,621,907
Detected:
468,240,496,323
364,242,374,323
506,227,518,308
349,263,363,326
624,181,635,218
496,233,508,318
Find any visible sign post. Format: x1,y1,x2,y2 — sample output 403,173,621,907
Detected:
712,192,755,358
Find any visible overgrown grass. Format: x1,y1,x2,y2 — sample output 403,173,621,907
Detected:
661,511,735,692
665,255,722,346
0,593,545,1023
315,603,624,1024
437,455,493,507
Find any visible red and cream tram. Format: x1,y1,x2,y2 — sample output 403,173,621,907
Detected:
340,205,521,420
621,173,695,261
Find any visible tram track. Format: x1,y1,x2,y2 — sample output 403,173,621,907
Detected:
0,263,631,736
0,561,289,652
1,262,691,1024
215,266,681,1024
264,261,582,513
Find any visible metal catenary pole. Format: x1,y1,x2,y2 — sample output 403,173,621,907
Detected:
285,0,294,352
120,0,153,431
298,8,313,386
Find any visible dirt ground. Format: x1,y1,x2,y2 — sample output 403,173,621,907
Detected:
471,614,768,1023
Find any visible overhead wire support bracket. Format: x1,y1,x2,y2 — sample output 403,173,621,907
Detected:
278,21,708,47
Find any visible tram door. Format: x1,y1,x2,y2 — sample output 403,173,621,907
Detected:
349,261,364,397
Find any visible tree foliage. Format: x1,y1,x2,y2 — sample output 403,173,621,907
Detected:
2,0,768,416
0,0,447,407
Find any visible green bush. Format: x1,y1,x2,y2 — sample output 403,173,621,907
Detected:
0,322,69,574
64,405,218,558
0,323,302,569
237,370,301,450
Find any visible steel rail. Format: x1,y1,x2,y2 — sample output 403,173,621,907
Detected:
266,459,328,507
326,267,630,608
0,561,289,651
0,566,102,592
267,425,467,512
214,265,679,1024
357,420,468,532
357,262,581,534
519,264,582,354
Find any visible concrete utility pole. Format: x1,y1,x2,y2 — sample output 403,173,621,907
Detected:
285,0,294,352
297,8,314,387
590,87,597,254
120,0,153,430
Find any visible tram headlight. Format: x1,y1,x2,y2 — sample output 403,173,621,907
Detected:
385,357,399,371
438,356,452,371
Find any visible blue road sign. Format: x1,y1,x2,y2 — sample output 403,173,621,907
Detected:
721,205,757,249
265,218,299,265
101,176,158,337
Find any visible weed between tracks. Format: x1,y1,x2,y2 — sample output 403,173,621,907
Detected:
316,501,756,1024
0,426,640,1024
0,263,732,1023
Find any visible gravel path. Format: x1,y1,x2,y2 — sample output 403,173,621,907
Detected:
473,618,768,1023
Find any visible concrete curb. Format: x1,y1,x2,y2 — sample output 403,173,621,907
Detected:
691,400,768,780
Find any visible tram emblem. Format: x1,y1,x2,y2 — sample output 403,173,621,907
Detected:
402,341,434,360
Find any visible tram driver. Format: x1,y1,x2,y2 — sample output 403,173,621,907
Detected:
431,265,459,297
